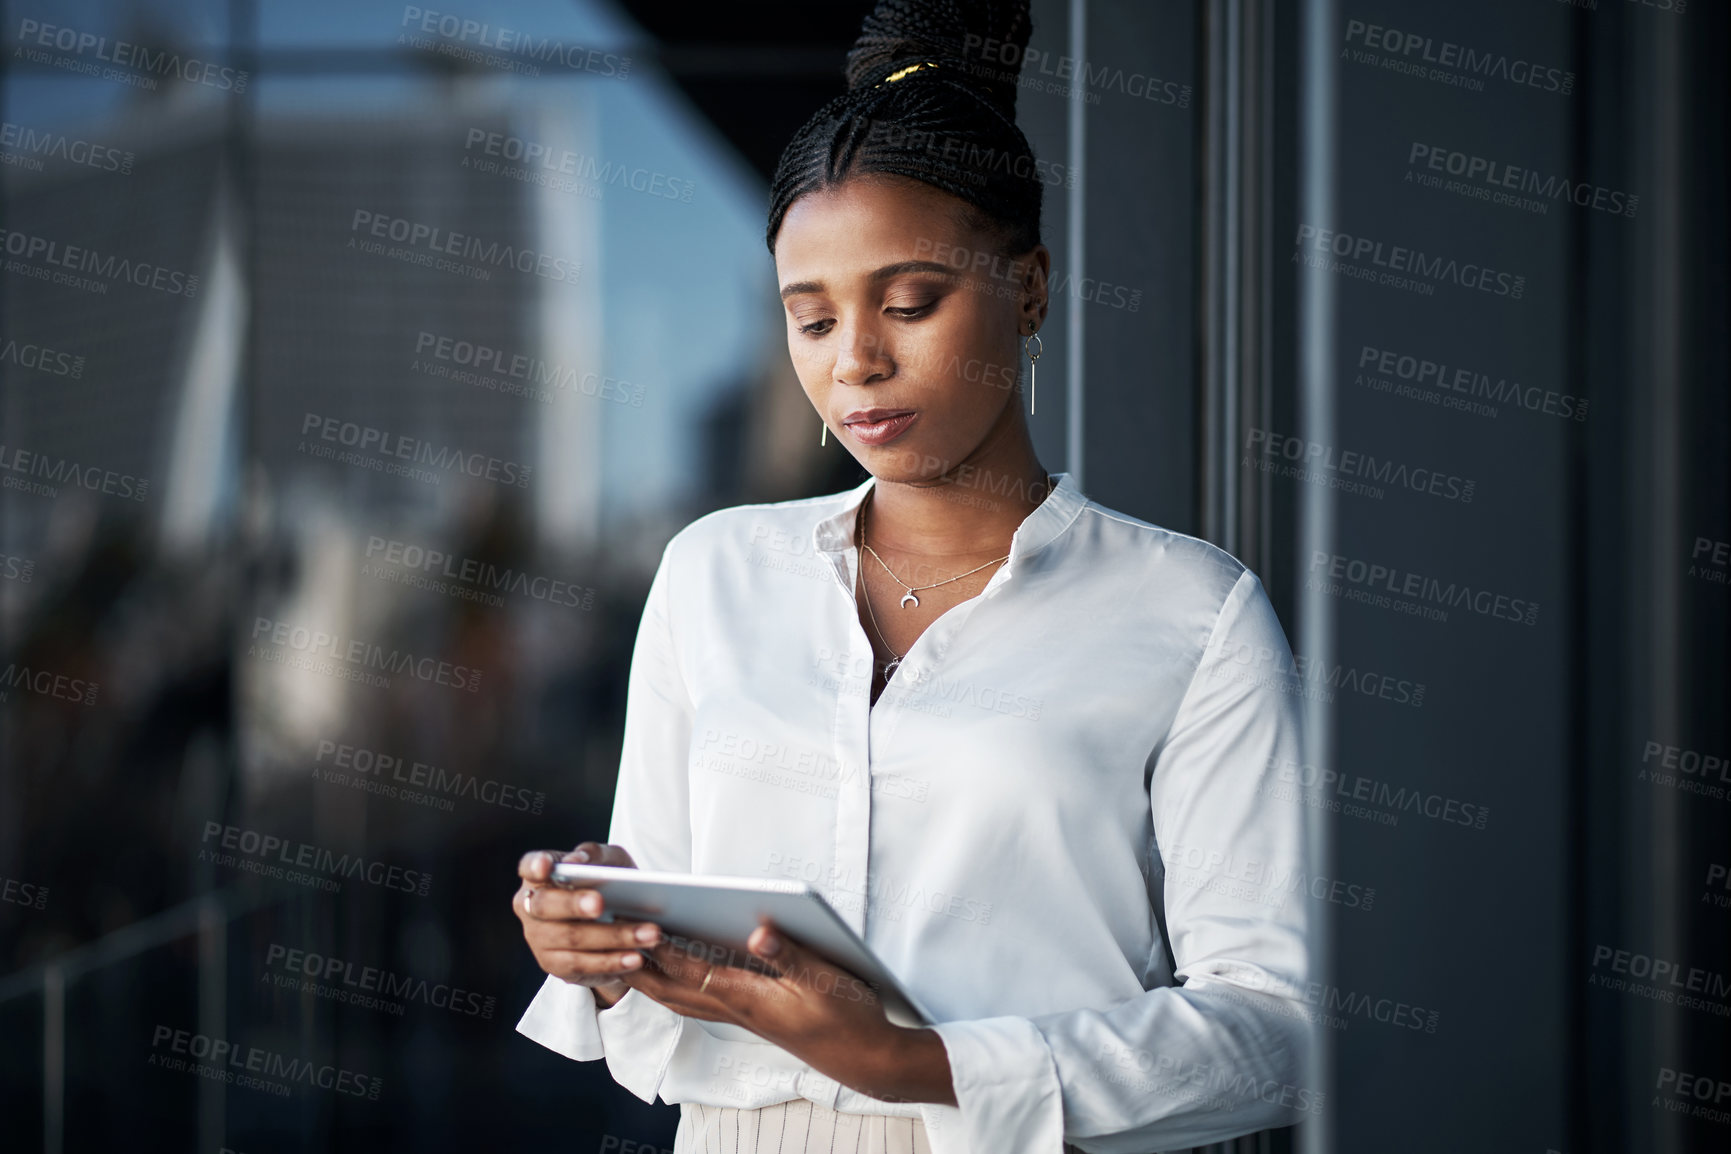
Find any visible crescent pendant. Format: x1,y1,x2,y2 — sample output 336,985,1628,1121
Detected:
900,591,919,608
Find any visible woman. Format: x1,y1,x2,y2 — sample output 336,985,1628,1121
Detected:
513,2,1317,1151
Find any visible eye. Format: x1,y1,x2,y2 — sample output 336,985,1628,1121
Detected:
886,301,936,320
796,317,835,336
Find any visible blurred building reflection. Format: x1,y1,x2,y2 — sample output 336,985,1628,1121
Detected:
1,3,838,1149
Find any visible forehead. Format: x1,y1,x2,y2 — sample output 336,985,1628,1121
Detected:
774,176,978,279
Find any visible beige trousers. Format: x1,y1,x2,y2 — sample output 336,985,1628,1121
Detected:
674,1099,1092,1154
673,1100,932,1154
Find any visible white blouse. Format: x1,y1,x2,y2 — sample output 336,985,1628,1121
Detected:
518,471,1319,1154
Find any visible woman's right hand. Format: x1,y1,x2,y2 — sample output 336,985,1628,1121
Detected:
516,842,660,1008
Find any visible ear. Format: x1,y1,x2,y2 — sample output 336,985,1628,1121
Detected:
1018,244,1051,329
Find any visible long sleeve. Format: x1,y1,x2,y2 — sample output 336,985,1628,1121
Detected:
515,535,697,1099
922,569,1318,1154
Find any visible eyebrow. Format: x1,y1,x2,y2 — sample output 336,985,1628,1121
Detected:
778,260,961,301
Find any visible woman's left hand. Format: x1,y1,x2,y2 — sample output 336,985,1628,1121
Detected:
618,922,955,1107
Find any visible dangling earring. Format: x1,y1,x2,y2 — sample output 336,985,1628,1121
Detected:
1023,322,1043,416
821,419,827,446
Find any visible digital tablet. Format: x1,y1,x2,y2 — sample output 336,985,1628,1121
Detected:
548,863,934,1028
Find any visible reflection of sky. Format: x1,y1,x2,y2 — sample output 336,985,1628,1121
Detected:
5,0,779,525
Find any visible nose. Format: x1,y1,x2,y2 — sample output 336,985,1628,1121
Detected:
832,323,893,388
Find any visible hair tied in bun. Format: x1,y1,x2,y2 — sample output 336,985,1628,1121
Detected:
766,0,1044,256
878,60,941,86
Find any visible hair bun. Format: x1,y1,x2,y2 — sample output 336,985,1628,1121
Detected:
843,0,1033,118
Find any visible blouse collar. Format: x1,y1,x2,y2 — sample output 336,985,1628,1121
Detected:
809,470,1087,566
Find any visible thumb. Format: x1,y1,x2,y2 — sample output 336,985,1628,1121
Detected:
565,842,637,869
749,924,876,1004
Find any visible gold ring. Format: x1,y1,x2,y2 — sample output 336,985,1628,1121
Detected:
699,966,715,993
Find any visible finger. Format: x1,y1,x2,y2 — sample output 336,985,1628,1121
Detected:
526,884,616,922
517,850,560,882
533,948,648,981
529,920,661,953
645,933,765,981
620,965,735,1024
564,842,637,869
514,883,558,924
748,923,878,1005
640,944,783,1008
643,941,714,986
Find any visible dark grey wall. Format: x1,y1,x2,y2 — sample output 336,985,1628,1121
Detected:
1027,2,1730,1153
1023,0,1200,534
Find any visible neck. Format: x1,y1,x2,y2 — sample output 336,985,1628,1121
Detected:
862,411,1051,556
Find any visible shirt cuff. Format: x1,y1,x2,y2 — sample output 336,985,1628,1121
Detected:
924,1016,1066,1154
514,977,686,1103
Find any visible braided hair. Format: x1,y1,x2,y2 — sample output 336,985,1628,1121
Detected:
765,0,1043,258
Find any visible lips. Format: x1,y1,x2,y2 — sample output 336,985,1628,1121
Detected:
842,409,918,445
843,408,915,425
